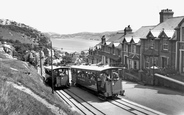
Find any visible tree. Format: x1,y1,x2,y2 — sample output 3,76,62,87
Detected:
61,55,73,65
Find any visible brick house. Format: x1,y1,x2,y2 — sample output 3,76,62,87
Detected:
140,9,184,74
88,9,184,75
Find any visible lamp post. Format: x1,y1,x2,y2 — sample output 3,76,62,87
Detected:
151,38,155,85
51,41,54,94
39,46,43,77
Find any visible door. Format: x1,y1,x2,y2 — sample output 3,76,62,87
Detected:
111,71,122,95
182,51,184,73
162,57,167,68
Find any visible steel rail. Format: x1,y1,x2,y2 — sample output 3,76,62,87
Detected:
65,89,106,115
57,90,86,115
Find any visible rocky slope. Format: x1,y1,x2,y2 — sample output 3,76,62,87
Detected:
0,52,79,115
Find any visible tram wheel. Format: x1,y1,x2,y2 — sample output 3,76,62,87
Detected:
120,90,125,96
66,83,70,88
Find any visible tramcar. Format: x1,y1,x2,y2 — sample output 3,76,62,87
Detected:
71,65,125,99
44,66,71,88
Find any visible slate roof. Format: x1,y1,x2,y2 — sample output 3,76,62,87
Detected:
134,26,155,38
153,16,184,30
128,54,140,60
107,33,124,42
116,32,134,43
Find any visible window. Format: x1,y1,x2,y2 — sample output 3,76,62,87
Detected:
112,46,115,54
150,39,154,49
124,44,128,52
108,47,111,53
163,39,168,50
145,57,149,68
145,40,149,49
131,45,134,53
182,27,184,41
132,45,136,53
134,61,137,69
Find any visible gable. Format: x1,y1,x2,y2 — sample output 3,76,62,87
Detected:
146,31,154,38
158,31,168,38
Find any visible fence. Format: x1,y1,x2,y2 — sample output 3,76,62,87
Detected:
122,70,184,92
154,73,184,92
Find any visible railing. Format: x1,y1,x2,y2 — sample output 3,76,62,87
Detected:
154,73,184,92
155,73,184,86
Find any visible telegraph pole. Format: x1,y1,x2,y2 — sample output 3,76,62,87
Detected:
51,42,54,94
39,48,42,76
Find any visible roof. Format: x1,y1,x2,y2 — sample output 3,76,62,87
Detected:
134,26,155,38
44,65,70,70
153,16,184,30
107,33,124,42
132,37,141,44
106,42,111,45
151,30,162,37
164,30,175,38
71,65,124,71
114,43,120,47
128,54,140,60
118,26,155,42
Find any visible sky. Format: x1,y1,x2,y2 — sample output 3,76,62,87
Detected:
1,0,184,34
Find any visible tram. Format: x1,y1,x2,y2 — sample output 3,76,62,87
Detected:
44,66,71,88
71,65,125,99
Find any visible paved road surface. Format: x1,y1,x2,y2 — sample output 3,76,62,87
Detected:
121,81,184,115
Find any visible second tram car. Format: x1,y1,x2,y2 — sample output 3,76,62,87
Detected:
44,66,71,88
71,65,125,99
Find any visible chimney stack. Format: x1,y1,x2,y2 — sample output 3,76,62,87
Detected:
101,35,106,44
159,9,174,23
124,25,132,35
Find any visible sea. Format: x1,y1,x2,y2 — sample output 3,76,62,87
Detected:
51,38,100,53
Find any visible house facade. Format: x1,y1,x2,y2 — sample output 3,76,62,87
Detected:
176,19,184,74
88,9,184,74
140,9,184,74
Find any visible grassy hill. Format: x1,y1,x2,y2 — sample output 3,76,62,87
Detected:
0,52,79,115
0,26,33,44
0,19,52,60
0,20,51,46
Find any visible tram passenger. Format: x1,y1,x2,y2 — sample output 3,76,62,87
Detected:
100,73,107,88
112,71,119,81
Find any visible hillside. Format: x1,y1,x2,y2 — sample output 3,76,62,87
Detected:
0,19,51,46
0,52,79,115
44,31,117,41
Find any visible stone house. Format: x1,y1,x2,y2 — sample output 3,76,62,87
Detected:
88,9,184,75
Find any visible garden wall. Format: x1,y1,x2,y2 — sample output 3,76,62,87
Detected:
154,73,184,92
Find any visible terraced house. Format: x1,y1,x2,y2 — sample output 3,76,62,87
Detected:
140,9,184,74
88,9,184,74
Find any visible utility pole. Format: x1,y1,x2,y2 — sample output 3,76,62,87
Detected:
39,48,42,76
51,42,54,94
152,38,155,86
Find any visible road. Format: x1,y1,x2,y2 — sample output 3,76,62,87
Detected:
56,85,169,115
121,81,184,115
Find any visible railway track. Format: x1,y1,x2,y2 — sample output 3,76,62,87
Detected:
56,87,166,115
109,98,162,115
56,89,105,115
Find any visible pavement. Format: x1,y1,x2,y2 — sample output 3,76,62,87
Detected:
121,80,184,115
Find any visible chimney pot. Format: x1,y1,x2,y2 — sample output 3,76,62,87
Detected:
159,9,174,23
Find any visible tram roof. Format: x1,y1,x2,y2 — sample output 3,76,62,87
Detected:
71,65,124,71
44,65,70,70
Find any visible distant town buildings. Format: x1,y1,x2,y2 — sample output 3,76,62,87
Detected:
88,9,184,74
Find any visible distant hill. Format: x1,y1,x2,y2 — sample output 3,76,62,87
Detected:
44,31,118,41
